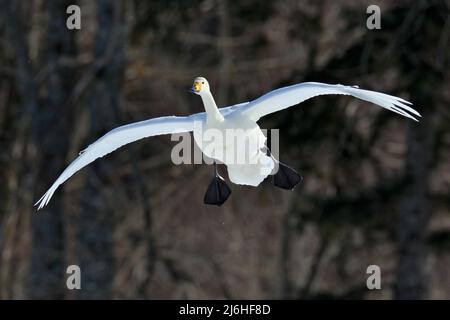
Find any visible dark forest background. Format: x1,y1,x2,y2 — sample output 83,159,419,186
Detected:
0,0,449,299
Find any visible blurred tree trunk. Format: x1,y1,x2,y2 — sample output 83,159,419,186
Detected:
217,0,231,106
394,118,432,299
393,1,443,299
28,0,77,299
0,0,37,299
76,0,123,299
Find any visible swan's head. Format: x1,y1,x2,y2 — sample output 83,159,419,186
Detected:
189,77,210,95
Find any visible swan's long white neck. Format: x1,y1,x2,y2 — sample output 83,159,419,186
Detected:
201,91,224,123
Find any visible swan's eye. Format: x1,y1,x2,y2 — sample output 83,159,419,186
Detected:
202,82,205,84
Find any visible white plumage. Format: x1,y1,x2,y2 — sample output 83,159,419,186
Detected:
35,78,420,210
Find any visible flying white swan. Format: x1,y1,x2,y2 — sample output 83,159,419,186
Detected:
35,77,420,209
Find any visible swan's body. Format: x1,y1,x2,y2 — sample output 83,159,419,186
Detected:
193,106,274,187
35,77,420,210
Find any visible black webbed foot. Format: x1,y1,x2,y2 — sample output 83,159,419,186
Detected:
203,163,232,206
265,138,302,191
273,161,303,190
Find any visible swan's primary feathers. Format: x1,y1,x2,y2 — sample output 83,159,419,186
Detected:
240,82,420,121
35,79,420,210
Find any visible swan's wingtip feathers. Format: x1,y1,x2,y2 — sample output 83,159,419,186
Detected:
34,187,57,211
344,85,421,121
394,99,421,121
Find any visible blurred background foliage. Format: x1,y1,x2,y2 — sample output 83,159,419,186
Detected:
0,0,449,299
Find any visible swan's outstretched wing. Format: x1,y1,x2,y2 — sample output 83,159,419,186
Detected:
238,82,421,122
35,114,201,210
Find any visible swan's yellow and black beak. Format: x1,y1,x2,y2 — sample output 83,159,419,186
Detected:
189,81,202,94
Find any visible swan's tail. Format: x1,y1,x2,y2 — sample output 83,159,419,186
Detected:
227,153,274,186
